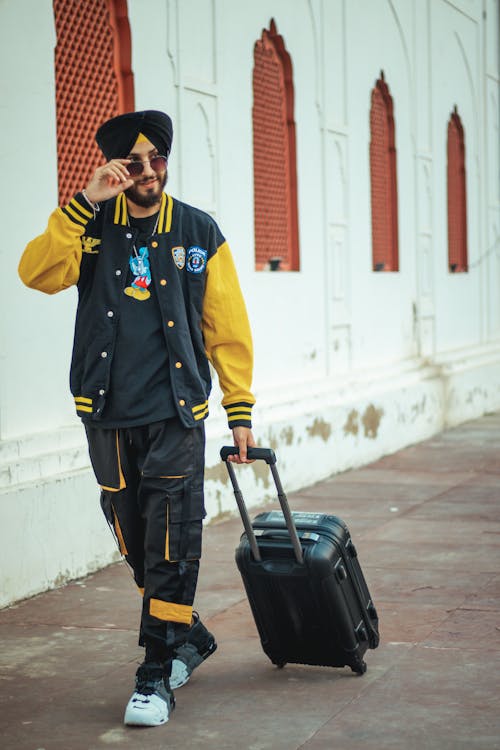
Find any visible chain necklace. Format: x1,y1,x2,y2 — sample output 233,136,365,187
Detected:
124,212,159,302
127,211,160,258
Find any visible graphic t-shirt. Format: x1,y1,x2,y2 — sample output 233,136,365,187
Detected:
94,212,176,427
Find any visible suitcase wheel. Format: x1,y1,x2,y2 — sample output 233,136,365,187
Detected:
275,660,287,669
351,660,367,675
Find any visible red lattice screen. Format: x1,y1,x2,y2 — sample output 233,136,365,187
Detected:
53,0,134,206
253,19,299,271
447,108,468,272
369,73,399,272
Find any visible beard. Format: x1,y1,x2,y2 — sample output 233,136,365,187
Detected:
125,169,168,208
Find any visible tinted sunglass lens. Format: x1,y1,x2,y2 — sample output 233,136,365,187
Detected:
128,162,143,176
150,156,167,171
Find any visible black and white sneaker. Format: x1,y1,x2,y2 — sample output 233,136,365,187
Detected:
124,662,175,727
170,612,217,689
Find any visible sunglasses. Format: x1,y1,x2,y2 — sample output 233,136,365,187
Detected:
127,155,168,177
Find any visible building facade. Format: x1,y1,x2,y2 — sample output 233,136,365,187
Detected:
1,0,499,605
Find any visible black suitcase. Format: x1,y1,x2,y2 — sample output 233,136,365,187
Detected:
220,446,379,674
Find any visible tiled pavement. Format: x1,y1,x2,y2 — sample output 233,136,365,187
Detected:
1,413,499,750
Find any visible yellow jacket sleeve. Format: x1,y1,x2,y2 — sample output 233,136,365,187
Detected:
18,195,94,295
202,241,255,428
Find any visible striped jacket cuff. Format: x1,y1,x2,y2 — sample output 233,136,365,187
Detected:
224,402,253,429
61,193,95,227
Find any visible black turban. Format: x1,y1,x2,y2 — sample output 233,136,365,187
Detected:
95,110,173,160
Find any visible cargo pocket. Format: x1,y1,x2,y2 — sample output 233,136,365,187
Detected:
100,490,114,527
165,478,205,562
85,427,126,491
100,491,128,555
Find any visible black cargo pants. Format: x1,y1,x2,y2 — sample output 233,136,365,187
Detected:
85,418,206,662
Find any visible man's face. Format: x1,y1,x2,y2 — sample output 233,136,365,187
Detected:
124,138,168,209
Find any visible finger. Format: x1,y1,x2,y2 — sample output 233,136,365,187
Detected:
247,434,257,463
241,430,257,463
104,164,131,183
94,161,130,185
110,158,132,177
239,442,248,463
237,438,253,464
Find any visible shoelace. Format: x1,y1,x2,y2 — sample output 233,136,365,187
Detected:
135,668,165,696
135,679,161,696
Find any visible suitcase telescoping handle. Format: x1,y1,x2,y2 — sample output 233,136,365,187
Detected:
220,447,304,565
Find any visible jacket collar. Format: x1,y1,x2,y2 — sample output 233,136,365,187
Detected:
112,192,173,233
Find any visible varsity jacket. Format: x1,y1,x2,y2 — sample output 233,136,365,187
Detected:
19,191,255,429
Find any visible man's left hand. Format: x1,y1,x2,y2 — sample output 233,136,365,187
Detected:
229,426,257,464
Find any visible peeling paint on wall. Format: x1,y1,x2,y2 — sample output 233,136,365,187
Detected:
251,460,271,488
362,404,384,438
280,426,294,445
411,395,427,421
343,409,359,436
266,431,279,451
306,418,332,442
204,462,230,485
209,509,234,524
466,387,488,404
53,571,71,588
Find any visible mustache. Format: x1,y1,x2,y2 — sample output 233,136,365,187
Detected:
137,176,159,185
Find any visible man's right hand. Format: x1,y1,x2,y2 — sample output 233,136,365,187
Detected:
84,159,134,204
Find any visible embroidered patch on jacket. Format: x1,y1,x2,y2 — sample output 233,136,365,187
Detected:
186,246,207,274
172,246,186,270
81,236,101,254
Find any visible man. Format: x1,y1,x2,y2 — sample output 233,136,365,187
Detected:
19,110,256,727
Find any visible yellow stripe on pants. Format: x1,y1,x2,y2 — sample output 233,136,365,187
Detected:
149,598,193,625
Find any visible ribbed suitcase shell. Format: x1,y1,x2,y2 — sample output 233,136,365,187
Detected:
221,446,379,675
235,510,379,673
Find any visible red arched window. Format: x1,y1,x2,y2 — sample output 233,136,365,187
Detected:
53,0,134,206
252,19,300,271
369,72,399,272
447,108,468,272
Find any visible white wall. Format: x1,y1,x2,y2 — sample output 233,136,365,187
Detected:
0,0,78,442
431,0,484,353
1,0,499,606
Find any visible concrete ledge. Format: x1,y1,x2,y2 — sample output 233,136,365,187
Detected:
2,346,499,607
0,470,120,609
0,426,88,490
